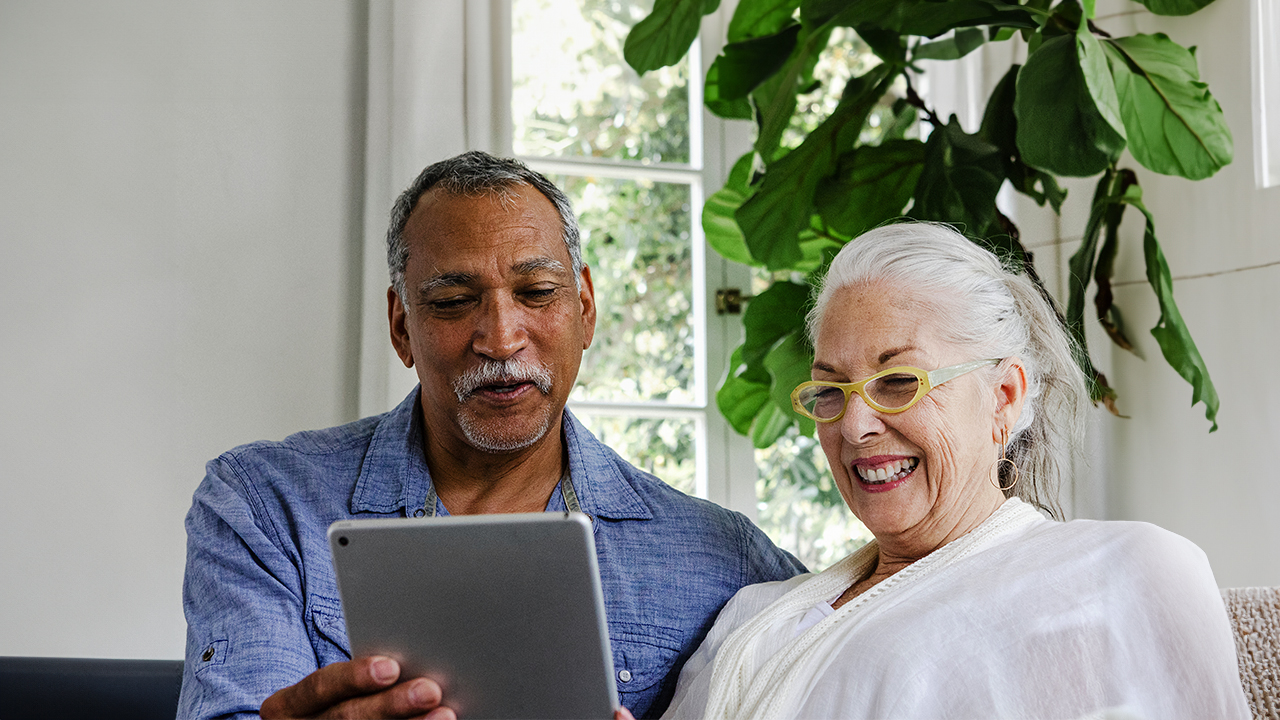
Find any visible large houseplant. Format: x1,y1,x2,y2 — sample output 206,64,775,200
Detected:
625,0,1231,450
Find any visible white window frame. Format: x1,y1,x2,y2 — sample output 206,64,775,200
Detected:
495,1,763,518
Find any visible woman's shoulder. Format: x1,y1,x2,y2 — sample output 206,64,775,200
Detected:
1022,516,1214,586
725,572,816,613
1042,516,1204,554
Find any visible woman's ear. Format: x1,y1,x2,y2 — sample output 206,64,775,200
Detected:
992,357,1028,443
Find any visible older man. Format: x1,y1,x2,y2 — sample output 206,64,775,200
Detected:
178,151,804,719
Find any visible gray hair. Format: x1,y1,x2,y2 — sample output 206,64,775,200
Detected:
806,222,1089,518
386,151,582,305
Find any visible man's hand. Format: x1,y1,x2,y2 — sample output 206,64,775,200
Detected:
260,656,455,720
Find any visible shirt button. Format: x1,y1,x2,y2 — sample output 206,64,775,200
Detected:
618,670,632,683
201,647,215,662
413,509,425,518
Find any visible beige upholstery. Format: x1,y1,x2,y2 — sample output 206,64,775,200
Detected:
1222,587,1280,720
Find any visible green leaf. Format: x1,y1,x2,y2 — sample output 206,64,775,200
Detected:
717,346,773,435
1122,185,1220,430
884,99,919,141
979,63,1067,212
728,0,801,41
751,401,794,447
712,23,803,100
1038,0,1081,38
1065,171,1114,351
1104,34,1233,180
1092,171,1139,354
815,139,926,237
819,0,1035,36
1063,170,1137,412
739,65,896,269
1076,23,1127,144
795,223,846,273
705,61,755,119
910,117,1005,237
913,27,986,60
703,153,758,264
764,332,817,436
750,25,832,164
1015,34,1126,176
799,0,855,28
624,0,721,74
856,25,907,64
1128,0,1217,16
741,281,812,365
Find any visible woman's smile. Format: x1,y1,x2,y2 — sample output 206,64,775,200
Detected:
851,456,920,493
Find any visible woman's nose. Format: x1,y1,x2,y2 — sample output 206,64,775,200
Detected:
839,391,886,443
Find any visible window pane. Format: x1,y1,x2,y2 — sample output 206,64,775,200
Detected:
512,0,691,164
784,28,910,152
571,413,697,495
557,174,695,404
755,426,871,571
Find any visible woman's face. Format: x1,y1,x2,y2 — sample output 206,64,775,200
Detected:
812,282,1013,553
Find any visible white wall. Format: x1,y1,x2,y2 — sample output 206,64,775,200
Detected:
0,1,368,659
1098,0,1280,588
1019,0,1280,588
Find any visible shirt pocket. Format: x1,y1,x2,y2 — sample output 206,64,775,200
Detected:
308,594,352,665
610,623,687,714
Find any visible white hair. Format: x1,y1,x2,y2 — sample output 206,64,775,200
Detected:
806,222,1089,518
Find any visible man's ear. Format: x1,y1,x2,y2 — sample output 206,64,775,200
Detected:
578,265,597,350
388,286,414,369
992,357,1028,442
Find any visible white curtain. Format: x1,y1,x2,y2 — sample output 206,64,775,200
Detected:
357,0,508,416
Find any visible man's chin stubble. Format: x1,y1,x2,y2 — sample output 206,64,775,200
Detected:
456,404,556,453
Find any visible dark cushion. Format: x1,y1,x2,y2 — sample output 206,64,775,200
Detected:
0,656,183,720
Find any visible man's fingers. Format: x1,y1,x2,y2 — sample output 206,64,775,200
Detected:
260,656,400,718
320,677,444,719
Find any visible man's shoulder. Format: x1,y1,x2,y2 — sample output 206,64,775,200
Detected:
204,412,391,501
225,414,384,460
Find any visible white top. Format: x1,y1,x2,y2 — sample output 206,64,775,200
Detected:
664,499,1249,720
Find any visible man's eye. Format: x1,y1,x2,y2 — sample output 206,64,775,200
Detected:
427,296,473,311
523,287,558,301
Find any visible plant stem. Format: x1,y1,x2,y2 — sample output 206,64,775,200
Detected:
903,74,942,128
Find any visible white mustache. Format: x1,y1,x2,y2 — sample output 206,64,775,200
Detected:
452,358,553,402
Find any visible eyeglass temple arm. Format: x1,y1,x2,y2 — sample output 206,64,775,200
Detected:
926,358,1001,387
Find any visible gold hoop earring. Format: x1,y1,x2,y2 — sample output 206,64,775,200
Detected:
993,429,1020,492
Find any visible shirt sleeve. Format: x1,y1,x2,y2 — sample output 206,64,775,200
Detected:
177,454,320,720
732,511,808,586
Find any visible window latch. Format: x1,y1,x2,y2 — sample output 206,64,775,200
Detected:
715,288,754,315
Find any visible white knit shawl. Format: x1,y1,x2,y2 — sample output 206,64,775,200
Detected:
700,498,1043,720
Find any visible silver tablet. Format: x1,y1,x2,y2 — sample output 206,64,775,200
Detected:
327,512,618,720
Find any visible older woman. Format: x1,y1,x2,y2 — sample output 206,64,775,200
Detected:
659,223,1247,719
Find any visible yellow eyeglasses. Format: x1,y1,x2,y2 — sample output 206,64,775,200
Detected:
791,359,1002,422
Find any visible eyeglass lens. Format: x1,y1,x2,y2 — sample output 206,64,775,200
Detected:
800,372,922,418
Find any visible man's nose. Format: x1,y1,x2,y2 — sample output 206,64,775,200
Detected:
472,295,528,360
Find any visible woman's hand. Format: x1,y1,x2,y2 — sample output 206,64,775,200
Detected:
614,706,637,720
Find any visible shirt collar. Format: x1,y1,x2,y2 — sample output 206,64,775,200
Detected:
350,386,653,521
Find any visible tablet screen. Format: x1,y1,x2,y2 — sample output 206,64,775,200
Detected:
328,512,618,720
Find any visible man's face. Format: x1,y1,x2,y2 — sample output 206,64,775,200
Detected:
389,183,596,455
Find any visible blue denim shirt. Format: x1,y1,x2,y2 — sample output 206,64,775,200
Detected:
179,388,804,719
